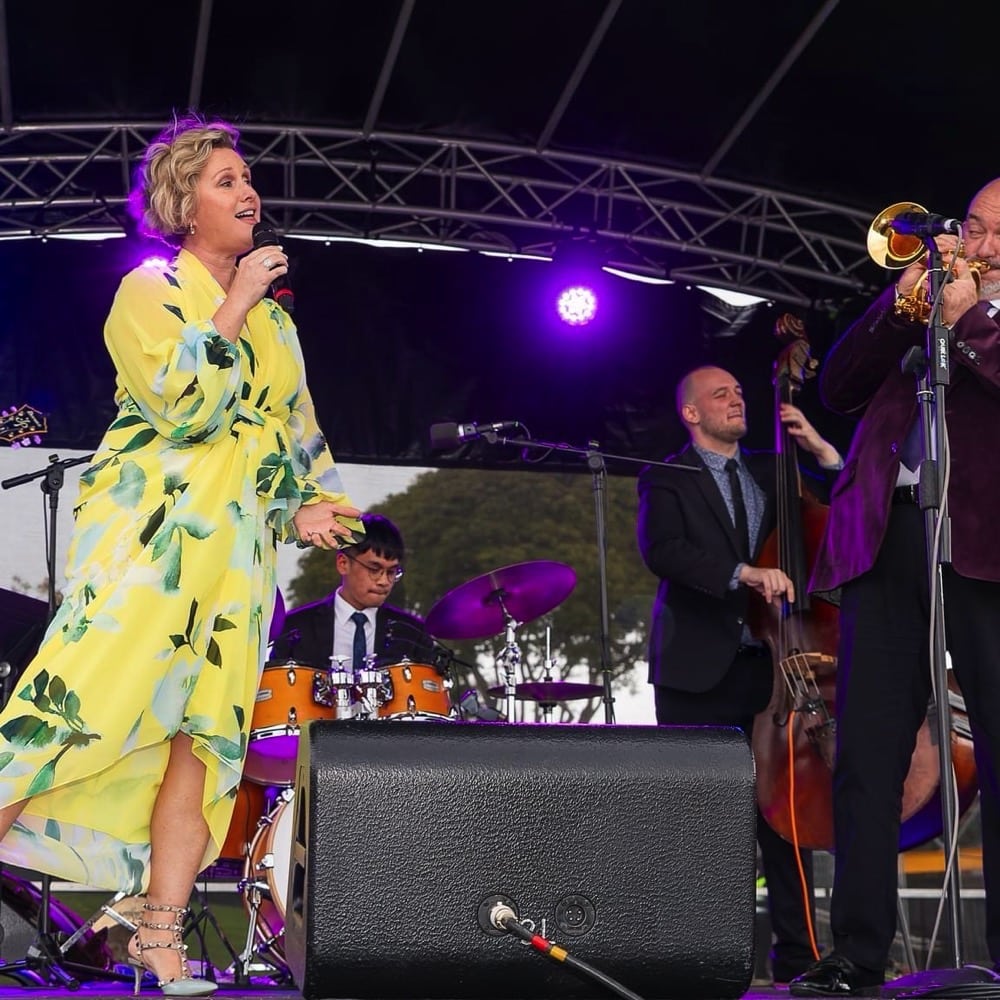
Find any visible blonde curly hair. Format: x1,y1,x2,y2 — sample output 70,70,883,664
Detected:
132,112,241,246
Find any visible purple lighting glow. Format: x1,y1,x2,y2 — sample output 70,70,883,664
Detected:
141,255,170,269
556,285,598,325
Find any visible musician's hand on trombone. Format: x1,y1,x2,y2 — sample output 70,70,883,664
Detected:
739,564,795,606
779,402,842,469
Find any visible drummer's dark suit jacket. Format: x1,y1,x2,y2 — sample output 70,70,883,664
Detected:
637,445,778,693
269,593,437,669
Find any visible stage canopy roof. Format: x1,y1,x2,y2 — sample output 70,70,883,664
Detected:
0,1,988,465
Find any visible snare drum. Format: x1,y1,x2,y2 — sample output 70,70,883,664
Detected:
243,790,295,965
246,660,335,786
377,660,452,720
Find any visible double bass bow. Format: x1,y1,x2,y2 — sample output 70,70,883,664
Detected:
748,314,977,851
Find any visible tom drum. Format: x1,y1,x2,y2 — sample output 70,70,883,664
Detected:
246,660,335,786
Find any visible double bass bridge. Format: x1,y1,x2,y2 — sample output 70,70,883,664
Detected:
777,650,838,769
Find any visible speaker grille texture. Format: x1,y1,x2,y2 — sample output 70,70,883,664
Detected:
284,720,756,1000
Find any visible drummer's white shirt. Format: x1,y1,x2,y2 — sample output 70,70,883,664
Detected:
332,590,377,666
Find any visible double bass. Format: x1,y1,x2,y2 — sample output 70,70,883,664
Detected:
748,314,977,851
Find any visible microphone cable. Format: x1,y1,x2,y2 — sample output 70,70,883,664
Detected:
490,905,644,1000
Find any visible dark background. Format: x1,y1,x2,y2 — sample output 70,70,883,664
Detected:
0,235,862,471
4,0,986,471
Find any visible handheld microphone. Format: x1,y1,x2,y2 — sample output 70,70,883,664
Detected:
251,223,295,313
885,212,963,239
429,420,523,450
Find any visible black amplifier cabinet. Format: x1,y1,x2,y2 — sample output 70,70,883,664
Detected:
284,719,755,1000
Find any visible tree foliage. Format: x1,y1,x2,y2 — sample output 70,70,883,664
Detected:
285,467,658,722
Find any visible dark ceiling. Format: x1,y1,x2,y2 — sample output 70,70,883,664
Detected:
6,0,987,216
0,1,989,469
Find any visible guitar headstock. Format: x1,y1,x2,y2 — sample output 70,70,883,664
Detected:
0,404,48,448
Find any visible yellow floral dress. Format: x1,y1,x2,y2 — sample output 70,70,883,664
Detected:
0,249,359,892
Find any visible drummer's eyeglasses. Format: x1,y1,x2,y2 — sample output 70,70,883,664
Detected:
344,553,404,583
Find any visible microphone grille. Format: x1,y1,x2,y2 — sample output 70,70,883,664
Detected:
252,222,281,249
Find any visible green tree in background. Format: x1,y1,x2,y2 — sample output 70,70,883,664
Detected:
286,467,658,722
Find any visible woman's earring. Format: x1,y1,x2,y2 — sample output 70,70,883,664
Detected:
187,221,195,235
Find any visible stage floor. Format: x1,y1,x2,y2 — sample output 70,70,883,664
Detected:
0,981,793,1000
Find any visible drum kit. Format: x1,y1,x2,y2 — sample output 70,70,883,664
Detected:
228,559,603,983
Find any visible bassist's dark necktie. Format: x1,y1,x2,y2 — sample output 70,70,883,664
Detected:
725,458,750,559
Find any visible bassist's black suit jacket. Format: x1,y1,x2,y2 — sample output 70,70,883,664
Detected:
637,444,777,691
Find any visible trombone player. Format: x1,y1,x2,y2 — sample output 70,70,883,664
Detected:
791,180,1000,997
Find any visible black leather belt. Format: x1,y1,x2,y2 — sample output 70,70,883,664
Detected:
892,483,919,505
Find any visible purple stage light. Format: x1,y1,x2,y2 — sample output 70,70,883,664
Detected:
556,285,598,325
141,255,170,269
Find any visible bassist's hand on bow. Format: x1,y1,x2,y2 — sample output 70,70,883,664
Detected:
739,564,795,606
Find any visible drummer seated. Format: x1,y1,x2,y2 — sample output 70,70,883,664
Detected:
270,512,438,670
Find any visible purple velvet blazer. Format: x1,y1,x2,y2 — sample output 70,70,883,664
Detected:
809,285,1000,595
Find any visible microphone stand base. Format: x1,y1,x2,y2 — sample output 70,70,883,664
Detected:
883,964,1000,998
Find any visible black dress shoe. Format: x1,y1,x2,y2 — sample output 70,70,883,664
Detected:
789,954,884,997
772,959,818,986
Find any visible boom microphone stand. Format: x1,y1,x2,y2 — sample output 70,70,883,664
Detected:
885,245,1000,996
0,452,103,989
445,426,696,725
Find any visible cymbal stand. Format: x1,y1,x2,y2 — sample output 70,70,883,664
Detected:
0,452,97,989
470,430,697,724
537,627,556,724
490,591,521,723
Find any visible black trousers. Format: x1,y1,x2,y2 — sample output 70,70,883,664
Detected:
655,649,817,979
831,502,1000,971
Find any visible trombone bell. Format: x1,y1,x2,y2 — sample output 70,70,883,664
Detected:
867,201,930,269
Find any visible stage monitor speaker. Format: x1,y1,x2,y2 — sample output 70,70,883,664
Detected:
284,720,756,1000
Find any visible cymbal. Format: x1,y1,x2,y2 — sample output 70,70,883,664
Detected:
425,561,576,640
487,681,604,703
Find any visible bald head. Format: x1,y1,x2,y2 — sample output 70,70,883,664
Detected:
965,178,1000,299
675,366,747,454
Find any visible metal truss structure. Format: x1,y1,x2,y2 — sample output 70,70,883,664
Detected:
0,121,881,308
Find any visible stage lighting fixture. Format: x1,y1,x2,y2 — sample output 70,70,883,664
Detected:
556,284,598,325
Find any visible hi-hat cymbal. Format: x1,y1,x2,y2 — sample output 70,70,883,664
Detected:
487,681,604,703
425,560,576,640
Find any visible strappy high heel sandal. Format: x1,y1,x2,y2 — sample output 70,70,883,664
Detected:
127,902,218,997
90,893,146,935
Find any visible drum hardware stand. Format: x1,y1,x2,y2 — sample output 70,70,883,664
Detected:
232,876,289,986
0,452,114,990
491,594,522,723
355,653,386,719
328,655,362,720
233,787,294,986
536,627,557,724
466,429,696,724
182,882,240,984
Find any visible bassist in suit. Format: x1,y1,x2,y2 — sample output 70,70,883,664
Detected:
637,365,842,984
